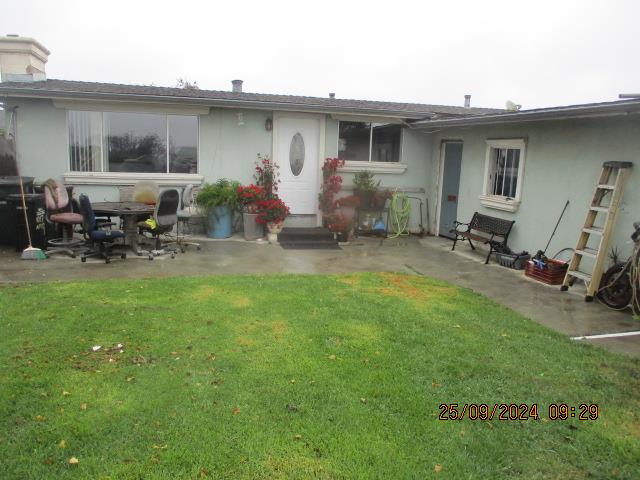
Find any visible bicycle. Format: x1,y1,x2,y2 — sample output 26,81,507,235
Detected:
597,221,640,314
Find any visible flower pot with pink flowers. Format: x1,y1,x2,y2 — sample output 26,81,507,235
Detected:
256,196,290,243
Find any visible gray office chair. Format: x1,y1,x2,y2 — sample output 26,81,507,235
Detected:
137,189,180,260
173,184,203,252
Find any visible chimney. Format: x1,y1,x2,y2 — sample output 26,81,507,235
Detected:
231,79,243,93
329,92,335,99
0,35,50,82
464,94,471,108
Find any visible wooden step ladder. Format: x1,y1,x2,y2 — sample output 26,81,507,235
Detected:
561,161,633,300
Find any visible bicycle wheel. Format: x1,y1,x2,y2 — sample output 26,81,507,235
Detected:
597,263,633,310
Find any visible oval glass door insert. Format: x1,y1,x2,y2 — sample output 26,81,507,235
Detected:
289,133,305,176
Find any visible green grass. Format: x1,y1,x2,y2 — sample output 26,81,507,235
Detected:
0,273,638,479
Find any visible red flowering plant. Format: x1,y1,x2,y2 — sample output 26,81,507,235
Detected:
326,212,352,233
256,196,290,225
254,154,280,195
318,157,345,224
237,184,266,213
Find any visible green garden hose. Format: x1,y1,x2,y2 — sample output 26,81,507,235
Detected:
389,191,411,238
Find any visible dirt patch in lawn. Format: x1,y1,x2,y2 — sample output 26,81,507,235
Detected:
374,272,456,306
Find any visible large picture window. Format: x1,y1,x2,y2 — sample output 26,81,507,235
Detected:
68,110,198,174
338,121,401,163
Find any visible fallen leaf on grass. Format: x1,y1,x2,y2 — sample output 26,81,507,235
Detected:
360,398,367,404
452,324,461,328
500,332,508,337
199,468,209,478
434,464,442,473
431,381,441,388
327,355,336,360
231,407,241,415
152,444,168,449
58,439,66,448
286,404,299,412
126,377,135,382
62,390,71,396
290,379,296,384
80,403,88,411
35,415,45,422
293,434,302,440
68,457,79,465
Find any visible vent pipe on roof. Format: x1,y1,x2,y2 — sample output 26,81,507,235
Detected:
232,79,243,93
329,92,335,99
464,94,471,108
619,93,640,99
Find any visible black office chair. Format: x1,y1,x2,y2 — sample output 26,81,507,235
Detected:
138,189,180,260
78,194,127,264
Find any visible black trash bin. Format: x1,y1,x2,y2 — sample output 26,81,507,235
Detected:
0,176,34,246
6,193,47,251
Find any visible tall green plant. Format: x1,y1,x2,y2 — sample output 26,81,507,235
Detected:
197,178,241,213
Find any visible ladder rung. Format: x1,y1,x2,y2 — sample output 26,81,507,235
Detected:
597,184,615,190
589,206,610,213
583,226,603,235
568,270,592,282
575,248,598,258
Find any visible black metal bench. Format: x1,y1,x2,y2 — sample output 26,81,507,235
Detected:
451,212,515,264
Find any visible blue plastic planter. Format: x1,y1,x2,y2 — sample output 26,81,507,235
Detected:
207,206,233,238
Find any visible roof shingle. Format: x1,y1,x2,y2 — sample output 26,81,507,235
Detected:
0,79,502,118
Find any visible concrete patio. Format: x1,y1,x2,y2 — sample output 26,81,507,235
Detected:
1,235,638,358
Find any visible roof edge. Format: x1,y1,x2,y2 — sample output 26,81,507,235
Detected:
411,99,640,128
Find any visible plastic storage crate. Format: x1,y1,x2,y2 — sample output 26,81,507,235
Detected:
524,258,568,285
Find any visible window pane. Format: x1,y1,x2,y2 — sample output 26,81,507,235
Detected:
69,111,102,172
371,124,401,162
491,148,507,196
104,112,167,173
338,121,370,161
169,115,198,173
504,148,520,197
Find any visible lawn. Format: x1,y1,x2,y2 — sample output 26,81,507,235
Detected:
0,273,638,479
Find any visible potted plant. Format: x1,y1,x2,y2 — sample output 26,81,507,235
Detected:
254,154,279,195
238,184,266,240
256,195,290,244
197,178,240,238
327,212,352,243
318,157,345,227
353,171,380,209
334,194,360,223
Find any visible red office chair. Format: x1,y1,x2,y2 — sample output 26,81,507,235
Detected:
43,180,84,257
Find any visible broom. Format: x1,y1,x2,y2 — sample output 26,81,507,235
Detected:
18,175,46,260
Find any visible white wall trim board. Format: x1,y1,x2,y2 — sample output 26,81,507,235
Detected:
339,161,407,174
478,194,520,212
63,172,204,186
53,99,211,115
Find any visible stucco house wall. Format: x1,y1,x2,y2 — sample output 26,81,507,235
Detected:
7,97,434,230
429,116,640,259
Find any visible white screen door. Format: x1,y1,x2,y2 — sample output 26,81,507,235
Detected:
275,116,320,215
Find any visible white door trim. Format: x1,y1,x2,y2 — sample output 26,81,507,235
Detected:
435,140,463,236
273,111,325,226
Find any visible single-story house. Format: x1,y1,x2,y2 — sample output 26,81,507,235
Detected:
1,36,638,259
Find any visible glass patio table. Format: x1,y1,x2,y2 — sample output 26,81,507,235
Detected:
91,201,155,255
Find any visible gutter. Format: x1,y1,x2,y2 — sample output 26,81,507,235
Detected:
410,100,640,128
0,85,446,120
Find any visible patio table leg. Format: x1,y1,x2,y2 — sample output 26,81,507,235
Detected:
123,216,147,255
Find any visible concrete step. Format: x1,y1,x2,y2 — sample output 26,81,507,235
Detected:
278,227,335,243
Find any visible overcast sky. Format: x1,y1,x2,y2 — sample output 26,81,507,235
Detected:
2,0,639,110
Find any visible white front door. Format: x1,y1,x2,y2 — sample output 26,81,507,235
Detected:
275,115,320,215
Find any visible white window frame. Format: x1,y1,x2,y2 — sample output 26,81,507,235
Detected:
65,110,202,185
479,138,526,212
337,121,407,174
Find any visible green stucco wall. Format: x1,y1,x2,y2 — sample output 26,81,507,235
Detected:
429,116,640,259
